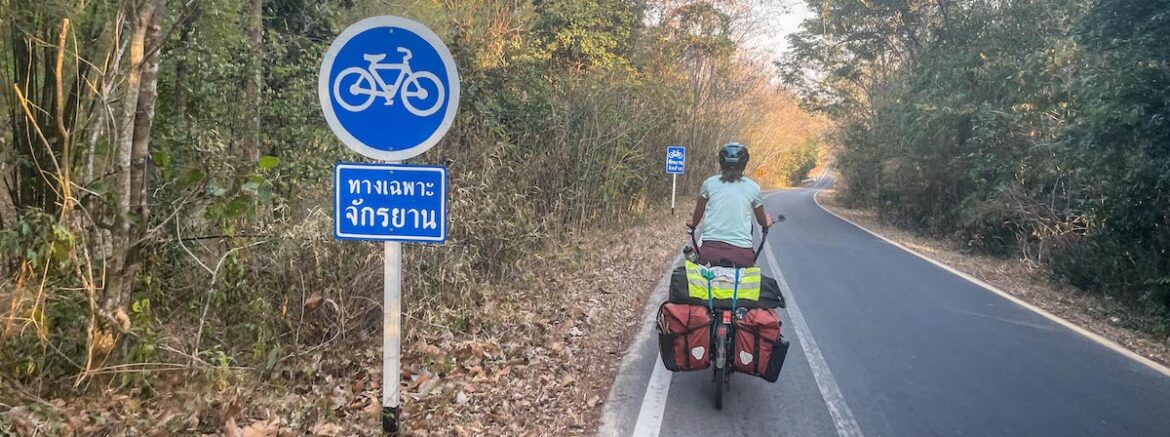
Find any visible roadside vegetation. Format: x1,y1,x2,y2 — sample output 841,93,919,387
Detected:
782,0,1170,335
0,0,822,434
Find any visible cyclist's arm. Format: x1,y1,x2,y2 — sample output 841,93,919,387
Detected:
754,205,773,228
688,196,707,229
751,185,771,228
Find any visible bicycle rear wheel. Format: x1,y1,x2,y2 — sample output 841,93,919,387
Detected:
401,71,444,117
714,333,726,410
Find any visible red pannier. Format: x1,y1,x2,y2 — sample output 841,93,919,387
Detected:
733,308,790,382
656,302,711,371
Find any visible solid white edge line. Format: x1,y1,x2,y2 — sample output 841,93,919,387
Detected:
631,356,673,437
763,241,866,437
811,190,1170,378
600,252,682,437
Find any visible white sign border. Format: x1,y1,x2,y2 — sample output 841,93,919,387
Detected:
319,16,461,162
334,163,448,243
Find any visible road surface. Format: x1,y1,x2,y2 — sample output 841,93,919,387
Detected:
600,179,1170,436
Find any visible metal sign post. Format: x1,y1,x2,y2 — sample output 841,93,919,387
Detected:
666,146,686,215
671,174,677,215
383,240,401,432
334,163,448,433
320,16,460,435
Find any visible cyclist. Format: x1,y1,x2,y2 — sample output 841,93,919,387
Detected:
686,142,774,267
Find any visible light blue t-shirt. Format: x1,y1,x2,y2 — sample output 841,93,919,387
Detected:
699,175,763,248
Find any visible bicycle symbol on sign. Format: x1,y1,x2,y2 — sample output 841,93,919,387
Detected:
668,149,685,159
333,47,445,116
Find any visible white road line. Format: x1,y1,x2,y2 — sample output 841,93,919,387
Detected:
603,253,680,437
764,242,866,437
811,190,1170,378
631,357,673,437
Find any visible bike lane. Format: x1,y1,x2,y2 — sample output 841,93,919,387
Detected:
657,188,840,437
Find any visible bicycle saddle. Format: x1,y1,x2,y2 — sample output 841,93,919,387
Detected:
714,258,750,268
363,53,387,63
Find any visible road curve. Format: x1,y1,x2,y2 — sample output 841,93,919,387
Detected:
615,181,1170,437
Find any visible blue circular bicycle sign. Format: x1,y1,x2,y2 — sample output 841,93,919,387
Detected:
318,16,460,161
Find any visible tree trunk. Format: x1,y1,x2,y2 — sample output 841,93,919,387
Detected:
0,150,15,231
105,0,165,335
8,9,58,214
174,2,203,134
240,0,263,162
129,0,166,235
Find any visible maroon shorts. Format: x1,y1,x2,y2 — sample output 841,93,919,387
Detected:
698,240,755,267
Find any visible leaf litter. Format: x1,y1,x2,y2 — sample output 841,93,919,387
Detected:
0,211,681,436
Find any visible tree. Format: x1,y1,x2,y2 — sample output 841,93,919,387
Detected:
241,0,264,162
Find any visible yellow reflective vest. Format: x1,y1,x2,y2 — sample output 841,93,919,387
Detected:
684,260,762,303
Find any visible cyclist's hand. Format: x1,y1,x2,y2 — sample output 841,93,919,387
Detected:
765,214,775,228
685,219,696,230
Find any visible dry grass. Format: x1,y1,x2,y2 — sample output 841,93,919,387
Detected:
817,190,1170,368
0,209,684,436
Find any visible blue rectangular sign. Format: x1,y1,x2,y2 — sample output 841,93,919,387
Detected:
334,163,447,243
666,146,686,174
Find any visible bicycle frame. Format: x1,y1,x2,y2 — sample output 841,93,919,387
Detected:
686,212,784,410
357,50,416,102
712,304,735,409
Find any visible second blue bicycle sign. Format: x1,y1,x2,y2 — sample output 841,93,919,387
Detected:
666,146,686,174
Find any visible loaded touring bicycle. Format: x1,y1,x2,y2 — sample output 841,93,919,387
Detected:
656,216,790,409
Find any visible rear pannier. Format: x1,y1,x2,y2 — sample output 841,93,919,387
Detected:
733,308,790,382
656,302,711,371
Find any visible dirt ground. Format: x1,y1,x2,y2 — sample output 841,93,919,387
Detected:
392,210,682,436
0,211,683,436
816,190,1170,369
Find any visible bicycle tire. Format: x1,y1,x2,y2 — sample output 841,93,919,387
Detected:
333,67,378,112
401,71,444,117
715,333,725,410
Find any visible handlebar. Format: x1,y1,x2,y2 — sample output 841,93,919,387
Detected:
753,214,784,264
397,47,413,61
687,225,701,259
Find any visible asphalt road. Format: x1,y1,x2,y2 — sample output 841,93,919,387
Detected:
602,180,1170,437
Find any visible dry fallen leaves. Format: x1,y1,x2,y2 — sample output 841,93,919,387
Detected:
11,211,680,437
240,422,276,437
311,422,344,436
305,294,325,311
393,211,682,435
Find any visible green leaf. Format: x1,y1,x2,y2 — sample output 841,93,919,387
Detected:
179,168,207,190
152,150,172,167
262,344,281,374
258,155,280,170
227,196,252,216
208,183,228,197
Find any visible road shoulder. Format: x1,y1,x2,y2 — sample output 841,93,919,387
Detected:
597,252,681,437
